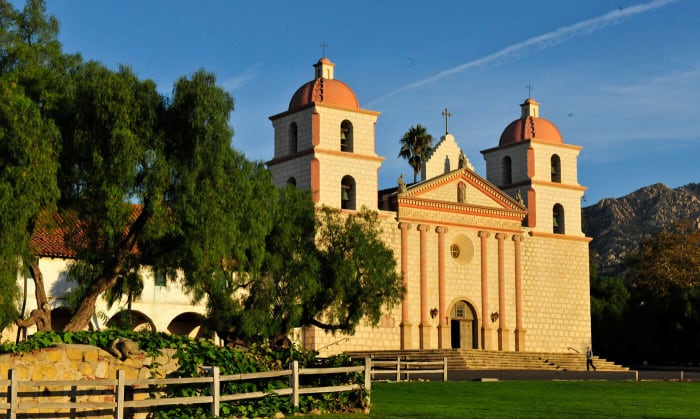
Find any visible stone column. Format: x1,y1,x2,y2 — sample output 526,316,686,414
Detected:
513,234,526,351
478,230,493,350
496,233,510,351
435,226,448,349
399,222,413,350
418,224,430,349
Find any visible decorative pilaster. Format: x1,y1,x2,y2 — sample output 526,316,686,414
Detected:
496,233,510,351
398,222,413,350
435,226,448,349
478,230,494,350
513,234,526,351
418,224,430,349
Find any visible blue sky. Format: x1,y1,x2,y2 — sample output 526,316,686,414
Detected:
24,0,699,204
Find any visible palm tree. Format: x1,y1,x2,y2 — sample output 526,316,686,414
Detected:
398,124,434,183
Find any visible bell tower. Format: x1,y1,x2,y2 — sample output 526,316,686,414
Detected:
481,98,586,236
267,57,383,210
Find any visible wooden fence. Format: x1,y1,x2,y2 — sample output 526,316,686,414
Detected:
0,359,371,419
370,357,448,382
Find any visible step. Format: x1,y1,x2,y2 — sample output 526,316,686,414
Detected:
346,349,629,372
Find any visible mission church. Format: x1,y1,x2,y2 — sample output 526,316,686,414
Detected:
13,56,592,356
268,56,591,355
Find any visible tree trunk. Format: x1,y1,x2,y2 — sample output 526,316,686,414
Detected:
62,208,151,332
62,283,104,331
15,260,52,331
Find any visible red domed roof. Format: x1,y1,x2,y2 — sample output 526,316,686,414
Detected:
288,77,359,111
498,98,563,146
499,117,563,146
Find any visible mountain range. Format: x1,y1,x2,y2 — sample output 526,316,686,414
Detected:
582,183,700,276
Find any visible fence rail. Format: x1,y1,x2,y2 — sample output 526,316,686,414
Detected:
370,357,448,382
0,358,372,419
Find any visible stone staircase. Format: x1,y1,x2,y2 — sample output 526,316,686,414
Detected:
346,349,629,372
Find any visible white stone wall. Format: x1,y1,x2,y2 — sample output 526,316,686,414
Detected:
7,256,208,341
529,142,581,185
315,152,380,210
269,155,313,190
422,134,473,181
520,234,592,352
482,143,530,186
315,106,378,156
270,108,315,159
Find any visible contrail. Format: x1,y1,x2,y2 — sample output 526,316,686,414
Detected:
367,0,678,107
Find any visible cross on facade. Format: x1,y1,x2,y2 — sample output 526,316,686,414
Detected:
320,42,328,57
526,83,533,98
442,107,451,135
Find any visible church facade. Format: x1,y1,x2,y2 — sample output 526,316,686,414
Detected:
268,57,591,355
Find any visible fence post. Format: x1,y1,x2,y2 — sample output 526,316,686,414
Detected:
396,357,401,382
9,368,17,419
116,369,125,419
290,360,299,408
443,357,448,382
209,366,220,417
364,358,371,407
70,384,77,417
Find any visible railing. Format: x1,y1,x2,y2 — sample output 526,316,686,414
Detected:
0,359,371,419
317,337,350,351
370,357,448,382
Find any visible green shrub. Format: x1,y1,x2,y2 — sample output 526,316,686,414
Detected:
1,330,368,418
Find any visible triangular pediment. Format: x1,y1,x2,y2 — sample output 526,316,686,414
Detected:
397,167,527,219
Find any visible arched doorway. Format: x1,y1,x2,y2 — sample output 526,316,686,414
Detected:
450,300,478,349
107,310,155,332
168,312,208,338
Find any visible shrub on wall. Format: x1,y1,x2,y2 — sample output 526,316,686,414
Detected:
1,330,368,417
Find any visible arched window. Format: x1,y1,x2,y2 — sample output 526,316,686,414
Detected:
457,182,466,203
288,122,298,154
341,175,356,210
553,204,565,234
551,154,561,183
502,156,512,185
340,120,353,152
287,177,297,187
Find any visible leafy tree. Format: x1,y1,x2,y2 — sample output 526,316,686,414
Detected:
57,61,165,331
194,184,404,343
625,220,700,295
398,124,433,183
623,220,700,364
308,207,404,333
0,0,69,331
590,274,629,361
234,186,321,341
3,1,405,343
0,78,60,330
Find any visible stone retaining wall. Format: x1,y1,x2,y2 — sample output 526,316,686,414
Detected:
0,344,180,418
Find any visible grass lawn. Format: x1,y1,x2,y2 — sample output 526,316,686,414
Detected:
303,380,700,418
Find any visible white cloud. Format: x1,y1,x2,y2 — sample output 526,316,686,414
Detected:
367,0,678,107
221,63,262,91
605,66,700,94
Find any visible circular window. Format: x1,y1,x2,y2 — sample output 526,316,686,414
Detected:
450,244,460,258
450,234,474,265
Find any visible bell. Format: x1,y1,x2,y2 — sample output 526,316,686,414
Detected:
553,216,559,228
342,190,349,201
